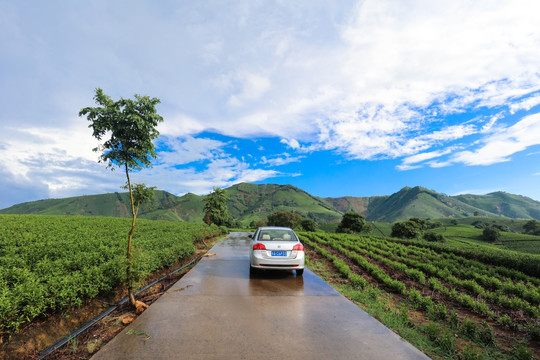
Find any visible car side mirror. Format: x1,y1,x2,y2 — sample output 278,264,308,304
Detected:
248,234,253,238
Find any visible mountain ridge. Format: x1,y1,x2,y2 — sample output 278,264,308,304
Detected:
2,183,540,223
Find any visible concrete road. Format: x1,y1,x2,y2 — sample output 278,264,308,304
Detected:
92,232,430,360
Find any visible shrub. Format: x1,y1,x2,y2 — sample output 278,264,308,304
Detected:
267,211,303,229
482,226,500,242
459,345,485,360
460,318,478,339
300,219,318,232
472,220,487,229
523,219,540,235
337,212,370,234
511,342,535,360
477,321,495,346
449,310,460,329
424,232,445,242
437,328,456,355
391,221,421,239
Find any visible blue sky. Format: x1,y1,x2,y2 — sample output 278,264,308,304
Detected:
1,0,540,209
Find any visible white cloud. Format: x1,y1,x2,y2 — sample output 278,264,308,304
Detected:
509,94,540,114
227,71,271,107
280,138,300,149
156,136,226,166
260,153,304,166
0,122,99,179
2,0,540,206
137,156,283,197
399,148,456,168
451,113,540,165
157,115,206,137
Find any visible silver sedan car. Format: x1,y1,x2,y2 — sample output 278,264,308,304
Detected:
249,226,305,275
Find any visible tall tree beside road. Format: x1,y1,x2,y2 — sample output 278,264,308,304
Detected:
79,88,163,308
203,187,233,227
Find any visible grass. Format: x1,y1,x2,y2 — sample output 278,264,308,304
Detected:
431,224,540,255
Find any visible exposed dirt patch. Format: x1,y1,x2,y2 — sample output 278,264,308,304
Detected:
1,239,218,360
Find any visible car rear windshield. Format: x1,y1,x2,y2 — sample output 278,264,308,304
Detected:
257,230,297,241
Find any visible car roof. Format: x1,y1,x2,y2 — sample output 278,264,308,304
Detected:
257,226,294,231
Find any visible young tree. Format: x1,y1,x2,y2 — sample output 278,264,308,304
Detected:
79,88,163,308
336,212,371,234
203,187,233,226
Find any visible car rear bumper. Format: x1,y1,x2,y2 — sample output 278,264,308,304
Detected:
250,251,305,270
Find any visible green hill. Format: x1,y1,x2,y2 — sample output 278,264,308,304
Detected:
366,186,499,221
2,183,540,224
325,186,502,222
225,183,342,224
455,191,540,219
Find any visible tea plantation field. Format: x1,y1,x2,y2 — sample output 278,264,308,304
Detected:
300,232,540,359
0,214,224,340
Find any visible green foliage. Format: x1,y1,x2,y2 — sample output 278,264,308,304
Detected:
122,183,156,217
79,88,163,171
460,318,478,339
0,214,224,339
523,219,540,235
336,212,371,234
460,344,485,360
80,88,163,304
482,226,501,242
477,321,495,346
203,187,233,226
423,231,445,242
408,217,428,230
300,218,318,232
303,231,540,358
511,341,535,360
267,211,303,229
391,221,421,239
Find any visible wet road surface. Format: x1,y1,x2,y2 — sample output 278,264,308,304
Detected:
92,232,430,360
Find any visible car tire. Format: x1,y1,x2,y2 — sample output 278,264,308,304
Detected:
296,269,304,276
249,266,256,275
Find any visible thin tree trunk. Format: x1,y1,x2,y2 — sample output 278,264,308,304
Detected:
125,164,137,307
200,223,209,249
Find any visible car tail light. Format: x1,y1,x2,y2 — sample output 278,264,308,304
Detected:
292,244,304,251
253,243,266,250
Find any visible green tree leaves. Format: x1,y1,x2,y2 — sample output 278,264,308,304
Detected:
79,88,163,170
79,88,163,307
267,211,303,229
203,187,233,226
337,212,371,234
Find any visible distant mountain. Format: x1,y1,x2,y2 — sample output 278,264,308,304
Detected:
455,192,540,219
225,183,342,224
326,186,501,222
2,183,540,223
0,190,203,222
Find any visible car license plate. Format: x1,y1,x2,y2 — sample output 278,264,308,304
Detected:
271,250,287,256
